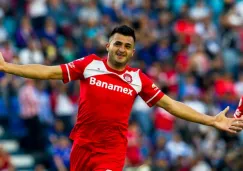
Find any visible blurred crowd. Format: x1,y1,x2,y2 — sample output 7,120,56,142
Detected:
1,0,243,170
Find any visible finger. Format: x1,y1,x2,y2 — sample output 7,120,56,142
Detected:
227,129,237,134
223,106,230,114
231,121,243,127
232,119,243,125
234,118,243,123
220,106,230,116
229,126,243,132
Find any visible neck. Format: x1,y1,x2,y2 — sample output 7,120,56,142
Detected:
107,59,126,71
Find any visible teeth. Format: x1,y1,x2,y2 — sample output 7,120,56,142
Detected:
117,52,125,56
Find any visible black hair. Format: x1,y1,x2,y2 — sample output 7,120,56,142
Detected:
109,25,136,42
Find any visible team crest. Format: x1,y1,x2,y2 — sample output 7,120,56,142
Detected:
123,73,133,83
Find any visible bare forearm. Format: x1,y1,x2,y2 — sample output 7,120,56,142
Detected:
169,100,215,126
3,63,62,80
156,95,241,134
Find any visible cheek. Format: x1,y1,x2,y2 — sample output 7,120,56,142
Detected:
128,51,134,56
110,47,116,53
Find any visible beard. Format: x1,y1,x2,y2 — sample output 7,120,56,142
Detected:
108,52,130,69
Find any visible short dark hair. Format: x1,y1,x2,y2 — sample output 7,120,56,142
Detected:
109,25,136,42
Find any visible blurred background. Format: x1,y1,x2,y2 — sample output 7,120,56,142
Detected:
1,0,243,170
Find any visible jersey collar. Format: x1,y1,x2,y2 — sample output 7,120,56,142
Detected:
103,58,128,75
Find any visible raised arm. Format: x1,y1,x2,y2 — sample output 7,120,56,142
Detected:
0,53,63,80
156,94,243,134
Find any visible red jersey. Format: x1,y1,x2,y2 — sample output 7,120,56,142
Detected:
60,54,164,153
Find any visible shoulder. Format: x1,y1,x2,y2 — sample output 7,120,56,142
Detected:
79,54,101,61
126,65,140,72
73,54,102,66
126,66,149,80
125,66,148,81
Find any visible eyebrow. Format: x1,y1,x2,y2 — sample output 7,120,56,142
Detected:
114,41,132,46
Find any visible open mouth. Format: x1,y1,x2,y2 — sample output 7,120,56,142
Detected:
116,53,126,59
117,55,125,59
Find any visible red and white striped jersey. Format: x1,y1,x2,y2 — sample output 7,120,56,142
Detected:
60,54,164,153
234,97,243,118
19,83,39,119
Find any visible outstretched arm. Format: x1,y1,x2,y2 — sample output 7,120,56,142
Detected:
0,53,63,80
156,94,243,133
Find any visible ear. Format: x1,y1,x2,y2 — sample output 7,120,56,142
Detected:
132,49,135,56
106,43,110,51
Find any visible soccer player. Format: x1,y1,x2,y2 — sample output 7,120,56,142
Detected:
0,25,243,171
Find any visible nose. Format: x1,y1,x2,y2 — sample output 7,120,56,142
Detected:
119,45,125,52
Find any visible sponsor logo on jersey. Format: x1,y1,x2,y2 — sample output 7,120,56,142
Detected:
90,77,133,95
123,73,133,83
68,62,75,68
68,57,84,69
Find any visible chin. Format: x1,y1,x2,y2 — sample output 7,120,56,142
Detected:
114,60,127,66
114,57,124,62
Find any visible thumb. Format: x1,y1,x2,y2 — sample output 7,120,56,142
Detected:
0,52,5,71
221,106,230,115
0,52,4,60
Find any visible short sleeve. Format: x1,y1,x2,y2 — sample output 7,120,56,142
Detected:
60,54,95,83
139,71,164,107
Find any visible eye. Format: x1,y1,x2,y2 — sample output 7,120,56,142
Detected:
114,42,121,46
126,45,131,49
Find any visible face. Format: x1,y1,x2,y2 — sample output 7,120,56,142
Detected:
106,33,135,69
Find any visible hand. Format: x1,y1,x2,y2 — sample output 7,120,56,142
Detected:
213,106,243,133
0,52,5,71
